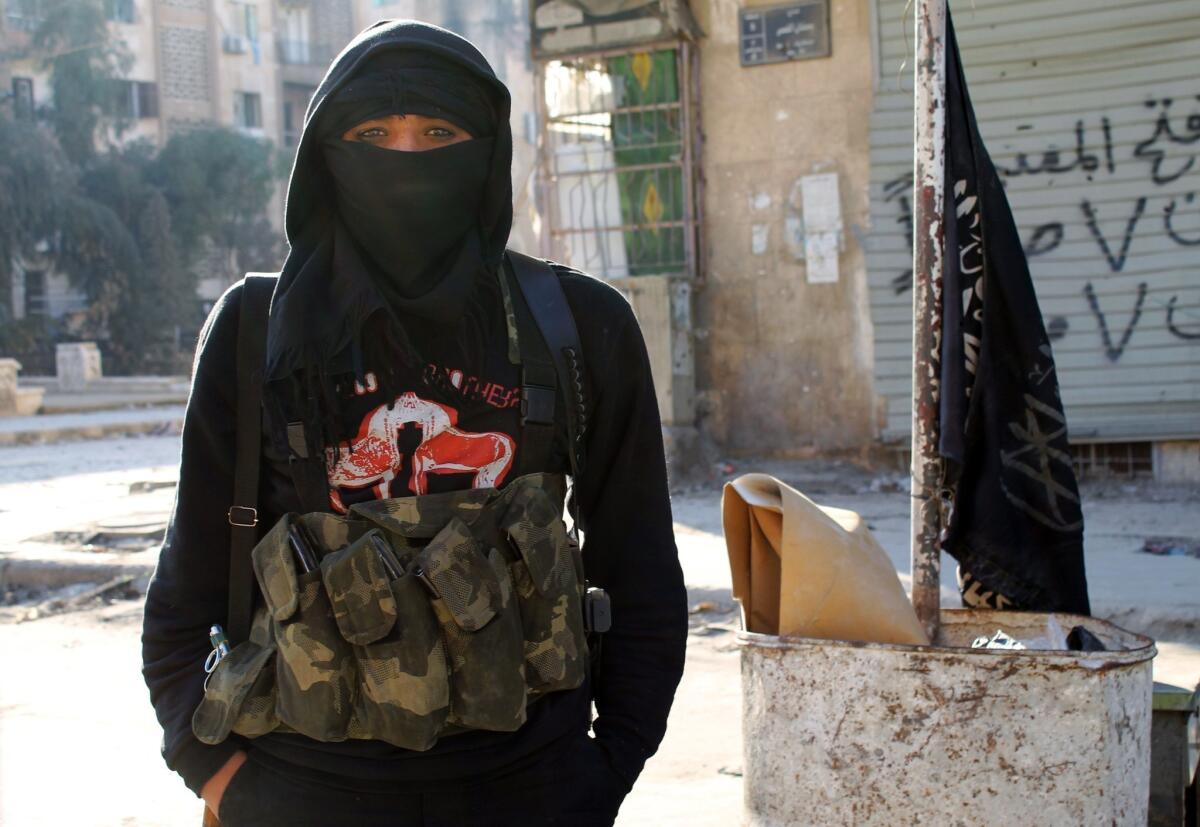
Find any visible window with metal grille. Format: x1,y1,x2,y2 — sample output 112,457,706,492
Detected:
105,0,134,23
234,91,262,130
282,83,314,147
5,0,43,32
12,77,34,120
242,2,258,42
137,81,159,118
1072,441,1154,480
23,270,46,317
113,80,159,119
536,44,700,281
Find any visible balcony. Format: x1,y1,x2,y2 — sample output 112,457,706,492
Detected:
4,11,44,34
276,39,334,67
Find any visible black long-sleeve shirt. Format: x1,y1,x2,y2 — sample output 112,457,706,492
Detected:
141,266,688,796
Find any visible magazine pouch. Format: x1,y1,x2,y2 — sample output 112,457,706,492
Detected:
500,485,588,693
415,517,526,732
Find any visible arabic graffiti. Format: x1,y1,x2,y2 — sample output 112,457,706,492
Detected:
883,174,914,295
996,117,1116,179
1166,295,1200,340
1164,192,1200,246
1081,197,1147,273
880,94,1200,360
992,98,1200,185
1133,98,1200,186
1083,281,1149,363
1024,222,1064,258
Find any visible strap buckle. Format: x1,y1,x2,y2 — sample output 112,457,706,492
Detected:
521,385,556,426
227,506,258,528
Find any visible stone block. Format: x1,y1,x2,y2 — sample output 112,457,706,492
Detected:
0,358,44,416
56,342,103,391
0,358,20,414
1154,441,1200,484
15,387,44,416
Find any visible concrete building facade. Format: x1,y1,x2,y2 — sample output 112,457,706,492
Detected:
3,0,1195,479
690,0,879,456
525,0,1197,480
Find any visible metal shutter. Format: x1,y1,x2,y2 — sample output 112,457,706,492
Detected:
867,0,1200,442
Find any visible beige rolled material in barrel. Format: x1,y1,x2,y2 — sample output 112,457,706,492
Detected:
722,472,928,645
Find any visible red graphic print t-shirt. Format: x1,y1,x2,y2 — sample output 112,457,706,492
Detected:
324,359,523,513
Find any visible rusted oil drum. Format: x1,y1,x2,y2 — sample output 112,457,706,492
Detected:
739,609,1155,826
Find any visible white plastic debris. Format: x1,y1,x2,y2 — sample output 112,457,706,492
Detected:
971,629,1027,650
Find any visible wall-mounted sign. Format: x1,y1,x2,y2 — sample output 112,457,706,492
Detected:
739,1,830,67
530,0,701,59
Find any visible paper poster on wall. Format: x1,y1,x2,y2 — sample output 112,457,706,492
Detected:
801,172,841,283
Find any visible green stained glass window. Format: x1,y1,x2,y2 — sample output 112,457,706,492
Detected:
540,46,696,281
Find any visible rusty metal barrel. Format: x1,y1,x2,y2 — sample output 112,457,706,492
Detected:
739,609,1156,826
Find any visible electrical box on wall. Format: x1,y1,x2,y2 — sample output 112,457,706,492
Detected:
739,0,831,66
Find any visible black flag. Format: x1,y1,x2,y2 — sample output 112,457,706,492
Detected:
937,11,1090,615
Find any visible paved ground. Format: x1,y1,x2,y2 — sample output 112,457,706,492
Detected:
1,433,1197,825
22,376,189,414
0,406,184,446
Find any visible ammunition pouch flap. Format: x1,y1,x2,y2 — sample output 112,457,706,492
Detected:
321,532,399,646
501,486,569,596
415,518,500,633
251,515,301,622
192,639,274,745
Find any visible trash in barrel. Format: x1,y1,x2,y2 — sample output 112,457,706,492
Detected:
724,474,1156,826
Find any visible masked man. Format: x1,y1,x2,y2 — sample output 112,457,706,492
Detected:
142,19,687,827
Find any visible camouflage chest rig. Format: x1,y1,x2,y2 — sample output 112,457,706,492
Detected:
193,251,600,751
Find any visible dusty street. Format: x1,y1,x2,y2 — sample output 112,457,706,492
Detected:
1,435,1197,826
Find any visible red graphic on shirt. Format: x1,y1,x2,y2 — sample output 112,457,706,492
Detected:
410,429,514,495
325,391,514,513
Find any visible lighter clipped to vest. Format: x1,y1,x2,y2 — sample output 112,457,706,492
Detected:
192,472,589,750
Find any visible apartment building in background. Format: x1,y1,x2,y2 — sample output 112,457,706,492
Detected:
1,0,361,313
1,0,536,316
3,0,1197,476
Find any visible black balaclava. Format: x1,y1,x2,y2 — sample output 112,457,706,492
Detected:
261,21,515,461
318,50,498,301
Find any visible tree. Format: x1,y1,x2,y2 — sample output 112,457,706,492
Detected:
0,126,142,371
81,145,195,372
104,189,196,373
151,127,285,273
0,117,77,321
3,0,285,372
32,0,132,164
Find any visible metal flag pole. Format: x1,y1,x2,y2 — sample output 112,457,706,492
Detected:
910,0,947,642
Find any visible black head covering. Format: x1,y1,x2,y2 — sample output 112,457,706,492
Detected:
267,20,511,384
262,20,514,455
316,50,497,140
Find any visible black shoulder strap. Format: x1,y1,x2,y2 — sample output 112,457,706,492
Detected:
505,251,587,479
227,273,275,644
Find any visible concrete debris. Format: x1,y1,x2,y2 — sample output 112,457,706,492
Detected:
9,575,140,623
1140,536,1200,557
128,480,177,494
